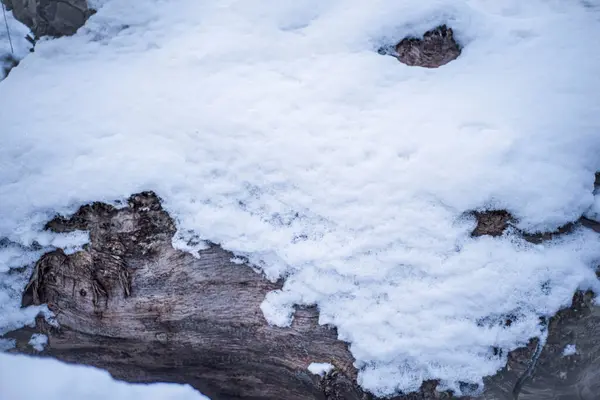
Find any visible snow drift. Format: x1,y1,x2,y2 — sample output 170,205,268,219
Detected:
1,0,600,396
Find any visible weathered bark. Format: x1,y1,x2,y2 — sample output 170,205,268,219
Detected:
4,191,466,399
394,25,461,68
469,175,600,399
480,290,600,400
4,190,600,399
8,192,356,399
471,210,514,237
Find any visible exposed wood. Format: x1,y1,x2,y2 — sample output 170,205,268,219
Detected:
471,210,514,237
471,210,600,242
4,191,600,399
11,192,356,400
395,25,461,68
480,290,600,400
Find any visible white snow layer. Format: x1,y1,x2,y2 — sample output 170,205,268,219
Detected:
0,353,209,400
1,0,600,396
0,6,31,80
585,188,600,222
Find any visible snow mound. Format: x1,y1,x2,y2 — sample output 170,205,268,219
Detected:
0,353,210,400
1,0,600,396
0,6,31,80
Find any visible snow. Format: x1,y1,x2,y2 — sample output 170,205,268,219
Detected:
585,181,600,222
308,362,334,376
0,353,210,400
562,344,577,357
0,5,31,81
172,230,210,258
0,231,86,349
587,197,600,222
1,0,600,396
28,333,48,352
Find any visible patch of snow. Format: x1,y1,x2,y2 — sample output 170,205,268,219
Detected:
559,371,567,379
0,0,600,396
28,333,48,352
172,230,210,258
0,262,54,337
0,6,31,80
0,338,15,351
87,0,111,10
585,195,600,222
308,362,334,376
0,240,44,274
562,344,577,357
0,353,210,400
230,256,247,265
0,231,79,340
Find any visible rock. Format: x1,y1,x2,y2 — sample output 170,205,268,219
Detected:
395,25,461,68
1,0,93,37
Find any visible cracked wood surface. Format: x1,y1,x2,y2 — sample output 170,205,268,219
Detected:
10,192,357,400
4,189,600,400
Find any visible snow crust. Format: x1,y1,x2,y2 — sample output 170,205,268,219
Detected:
0,353,210,400
1,0,600,396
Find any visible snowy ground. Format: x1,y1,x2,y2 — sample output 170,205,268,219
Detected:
0,6,30,81
0,353,209,400
1,0,600,397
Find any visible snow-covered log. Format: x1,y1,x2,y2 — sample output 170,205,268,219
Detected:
5,192,361,399
4,191,600,399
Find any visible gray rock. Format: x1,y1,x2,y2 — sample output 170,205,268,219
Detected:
2,0,92,37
